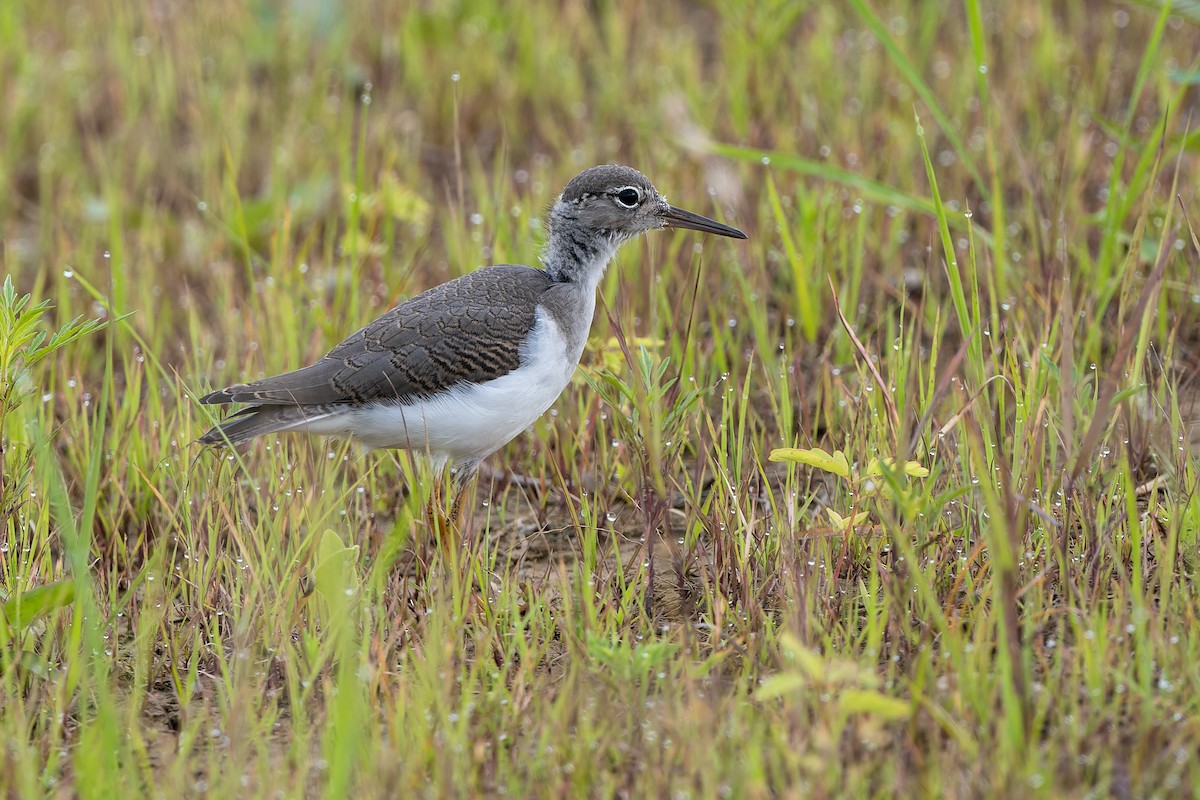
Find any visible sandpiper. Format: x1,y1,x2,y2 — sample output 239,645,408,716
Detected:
199,165,746,501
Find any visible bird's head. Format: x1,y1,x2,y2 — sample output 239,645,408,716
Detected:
554,164,747,244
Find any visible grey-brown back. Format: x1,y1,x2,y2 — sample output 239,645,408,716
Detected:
200,264,555,409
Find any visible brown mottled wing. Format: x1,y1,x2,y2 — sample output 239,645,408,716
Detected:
200,265,553,407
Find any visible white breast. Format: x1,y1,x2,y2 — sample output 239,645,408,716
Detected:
302,308,580,468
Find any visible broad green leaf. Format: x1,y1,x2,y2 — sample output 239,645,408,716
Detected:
769,447,851,478
837,689,913,720
311,530,360,629
777,632,824,675
18,651,56,679
1,579,76,632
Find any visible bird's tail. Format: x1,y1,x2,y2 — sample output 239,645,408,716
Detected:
197,405,339,447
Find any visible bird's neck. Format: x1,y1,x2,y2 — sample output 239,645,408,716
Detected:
540,204,622,291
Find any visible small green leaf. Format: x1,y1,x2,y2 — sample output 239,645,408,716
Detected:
864,457,930,478
827,509,869,530
377,174,431,225
586,632,679,684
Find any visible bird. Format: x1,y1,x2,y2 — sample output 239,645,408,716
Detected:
198,164,746,520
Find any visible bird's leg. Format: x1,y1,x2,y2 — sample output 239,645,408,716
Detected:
448,464,500,621
447,461,481,536
449,488,467,531
423,462,479,557
424,473,454,551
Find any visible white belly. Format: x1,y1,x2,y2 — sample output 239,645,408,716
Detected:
303,309,578,467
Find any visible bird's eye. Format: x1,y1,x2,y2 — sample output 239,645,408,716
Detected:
614,187,642,208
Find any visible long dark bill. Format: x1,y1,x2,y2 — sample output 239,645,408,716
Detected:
661,205,748,239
